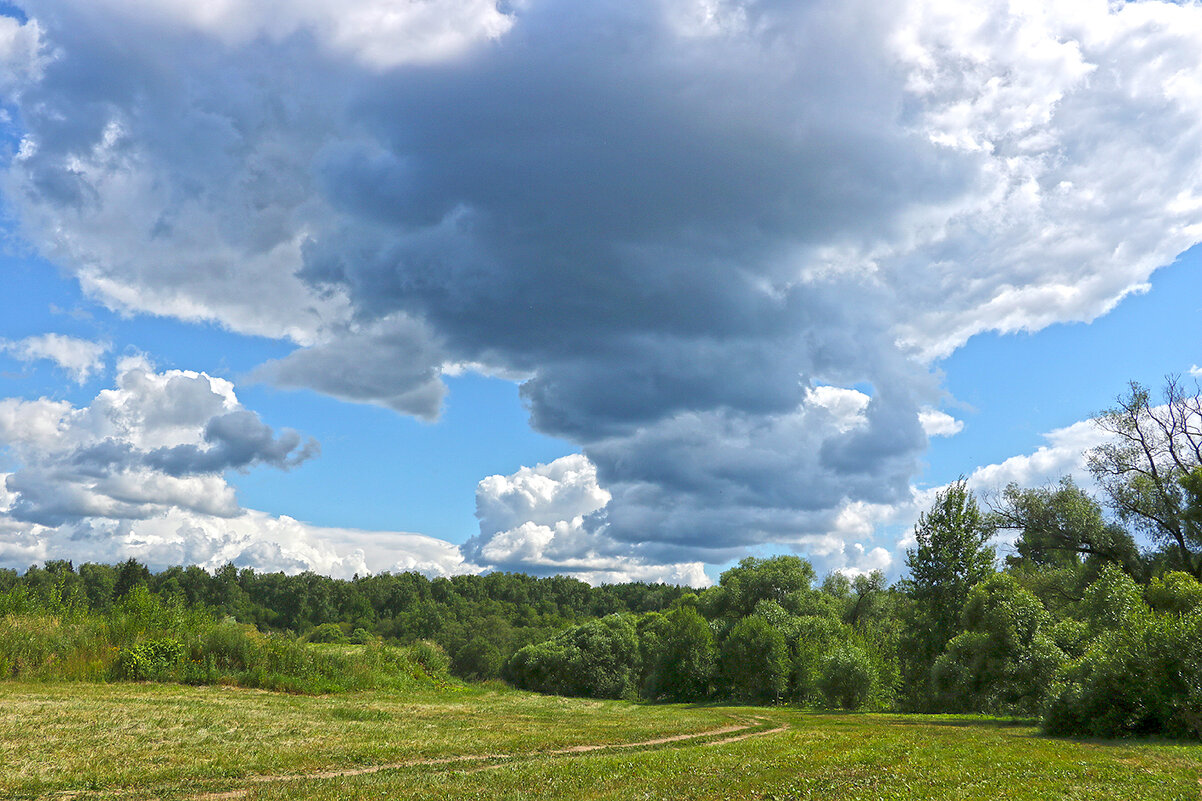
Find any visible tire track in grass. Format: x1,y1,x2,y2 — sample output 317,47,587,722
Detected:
187,716,787,799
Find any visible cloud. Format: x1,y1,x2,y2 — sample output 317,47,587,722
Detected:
0,14,45,96
2,334,109,383
918,408,964,438
51,0,514,69
0,357,315,526
466,454,709,586
0,357,471,577
1191,365,1202,378
252,314,448,420
3,0,1202,574
965,419,1101,494
0,505,471,579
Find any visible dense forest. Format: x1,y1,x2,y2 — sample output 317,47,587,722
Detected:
3,379,1202,740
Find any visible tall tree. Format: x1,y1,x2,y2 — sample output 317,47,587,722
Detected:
1088,378,1202,578
900,480,995,708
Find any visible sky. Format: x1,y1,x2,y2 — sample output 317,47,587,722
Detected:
0,0,1200,586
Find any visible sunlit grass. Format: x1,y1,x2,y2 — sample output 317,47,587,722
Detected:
2,682,1201,800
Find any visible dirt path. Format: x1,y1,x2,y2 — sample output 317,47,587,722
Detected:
190,716,787,799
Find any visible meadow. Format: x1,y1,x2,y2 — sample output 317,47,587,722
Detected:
3,680,1202,800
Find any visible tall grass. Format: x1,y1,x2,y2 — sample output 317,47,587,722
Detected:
0,582,451,693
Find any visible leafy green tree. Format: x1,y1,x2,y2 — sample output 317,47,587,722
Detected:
930,573,1064,714
721,615,789,703
1080,563,1150,637
992,478,1141,576
900,480,996,709
1088,379,1202,578
791,614,846,704
1145,570,1202,616
113,558,151,600
505,615,641,699
1043,610,1202,740
819,644,876,710
643,606,716,701
715,556,816,618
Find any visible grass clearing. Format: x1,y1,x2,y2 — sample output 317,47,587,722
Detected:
2,682,1201,800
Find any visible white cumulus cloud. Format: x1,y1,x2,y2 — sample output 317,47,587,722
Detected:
918,408,964,438
467,454,709,586
2,334,109,383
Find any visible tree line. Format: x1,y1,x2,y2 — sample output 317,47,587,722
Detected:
3,378,1201,739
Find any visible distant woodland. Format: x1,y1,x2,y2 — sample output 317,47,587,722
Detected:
4,378,1202,740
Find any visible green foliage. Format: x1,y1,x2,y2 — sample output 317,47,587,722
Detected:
305,622,349,644
818,643,875,710
113,638,187,681
930,574,1063,715
993,478,1141,576
791,615,845,704
901,480,996,709
0,580,448,694
1043,611,1202,740
1145,570,1202,616
642,606,716,701
505,615,641,699
1081,563,1150,637
408,640,452,679
721,615,788,703
715,556,816,618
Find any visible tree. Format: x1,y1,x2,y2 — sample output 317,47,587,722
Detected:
113,558,151,600
720,615,789,703
818,644,876,710
713,555,816,618
1088,378,1202,578
643,606,716,701
929,573,1064,714
504,615,641,699
900,480,995,708
991,478,1140,575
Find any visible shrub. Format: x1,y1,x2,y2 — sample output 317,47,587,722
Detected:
792,615,845,703
930,574,1064,715
408,640,451,680
721,615,788,703
505,615,641,699
452,636,505,681
113,638,186,681
643,606,716,701
304,623,349,644
1042,611,1202,740
819,644,875,710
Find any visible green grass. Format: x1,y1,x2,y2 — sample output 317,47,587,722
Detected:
1,681,1201,800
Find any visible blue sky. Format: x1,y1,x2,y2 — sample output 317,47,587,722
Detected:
0,0,1200,584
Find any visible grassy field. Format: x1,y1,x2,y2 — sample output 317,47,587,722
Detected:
2,681,1201,800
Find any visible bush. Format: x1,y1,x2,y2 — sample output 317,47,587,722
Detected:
792,615,845,704
721,615,788,703
1042,611,1202,740
408,640,451,680
113,638,186,681
929,574,1064,715
505,615,641,699
643,606,716,701
304,623,349,644
819,644,875,710
452,636,505,681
